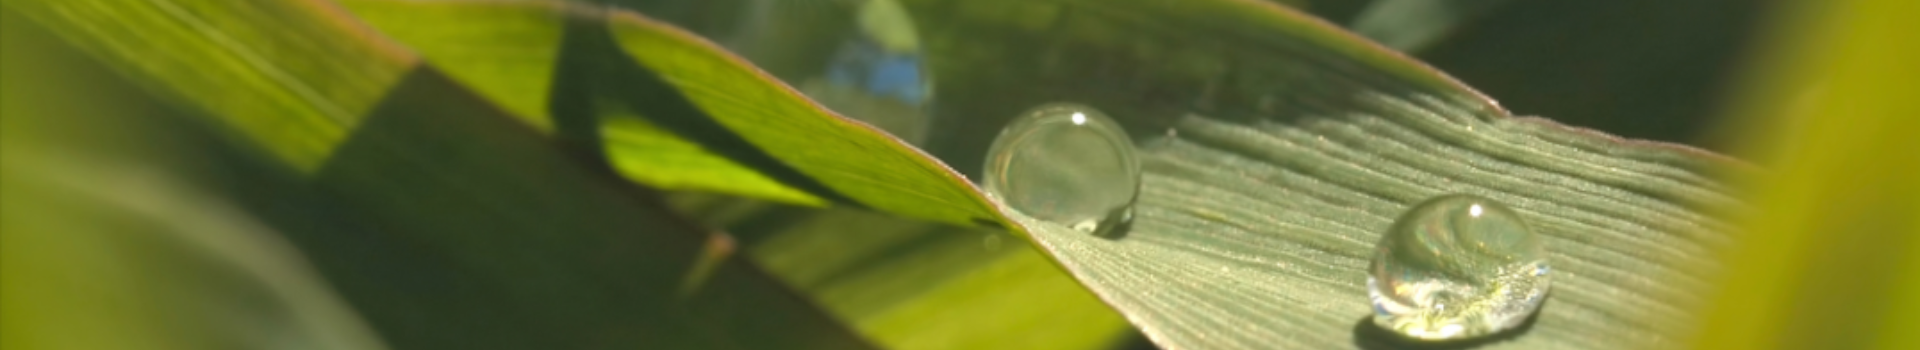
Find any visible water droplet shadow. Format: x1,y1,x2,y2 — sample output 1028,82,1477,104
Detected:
971,217,1006,230
1351,296,1547,350
1096,216,1134,240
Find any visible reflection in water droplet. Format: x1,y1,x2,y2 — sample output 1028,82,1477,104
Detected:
1369,194,1549,341
982,104,1139,237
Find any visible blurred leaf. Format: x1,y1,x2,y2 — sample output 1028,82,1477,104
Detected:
1349,0,1514,52
604,9,1004,227
341,0,1757,348
2,16,385,350
0,159,392,350
560,8,1143,346
1694,0,1920,349
7,0,1765,349
297,67,876,349
2,0,875,348
337,0,827,205
332,0,564,130
1284,0,1376,25
1,0,412,171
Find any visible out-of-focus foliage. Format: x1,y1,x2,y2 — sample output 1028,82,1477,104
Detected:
1,0,412,171
1695,0,1920,349
602,10,1004,227
1,17,386,350
1,0,875,348
340,0,1006,227
336,0,828,206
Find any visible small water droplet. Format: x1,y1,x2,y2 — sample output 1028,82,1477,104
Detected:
982,103,1139,237
1368,194,1549,341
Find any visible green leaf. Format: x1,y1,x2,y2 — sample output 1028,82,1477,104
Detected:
331,0,564,130
901,0,1749,348
301,67,877,349
2,17,385,350
9,0,1762,349
336,0,827,205
2,1,875,348
556,10,1144,347
340,0,1753,348
0,156,392,350
2,0,412,171
601,114,828,205
1695,0,1920,349
604,10,1003,227
669,199,1135,350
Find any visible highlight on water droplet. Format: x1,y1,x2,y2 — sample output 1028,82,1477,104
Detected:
1368,194,1549,341
981,103,1140,237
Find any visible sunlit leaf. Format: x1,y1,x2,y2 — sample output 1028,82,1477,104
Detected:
3,0,412,170
668,200,1134,350
7,0,1770,348
2,18,385,350
1,0,874,348
354,0,1750,347
605,9,1003,227
337,0,826,205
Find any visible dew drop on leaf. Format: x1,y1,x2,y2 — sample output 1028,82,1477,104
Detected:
1368,194,1550,341
982,103,1139,237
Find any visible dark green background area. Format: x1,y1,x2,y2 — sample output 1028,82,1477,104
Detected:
1402,0,1772,152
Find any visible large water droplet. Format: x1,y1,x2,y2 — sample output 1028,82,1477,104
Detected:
1368,194,1549,341
982,103,1139,236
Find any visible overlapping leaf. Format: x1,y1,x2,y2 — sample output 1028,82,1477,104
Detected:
335,0,1750,348
336,0,827,205
544,0,1751,348
669,198,1135,350
902,0,1747,348
6,0,1760,349
2,0,873,348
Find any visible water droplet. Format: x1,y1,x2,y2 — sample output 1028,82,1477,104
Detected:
1368,194,1549,341
982,103,1139,236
